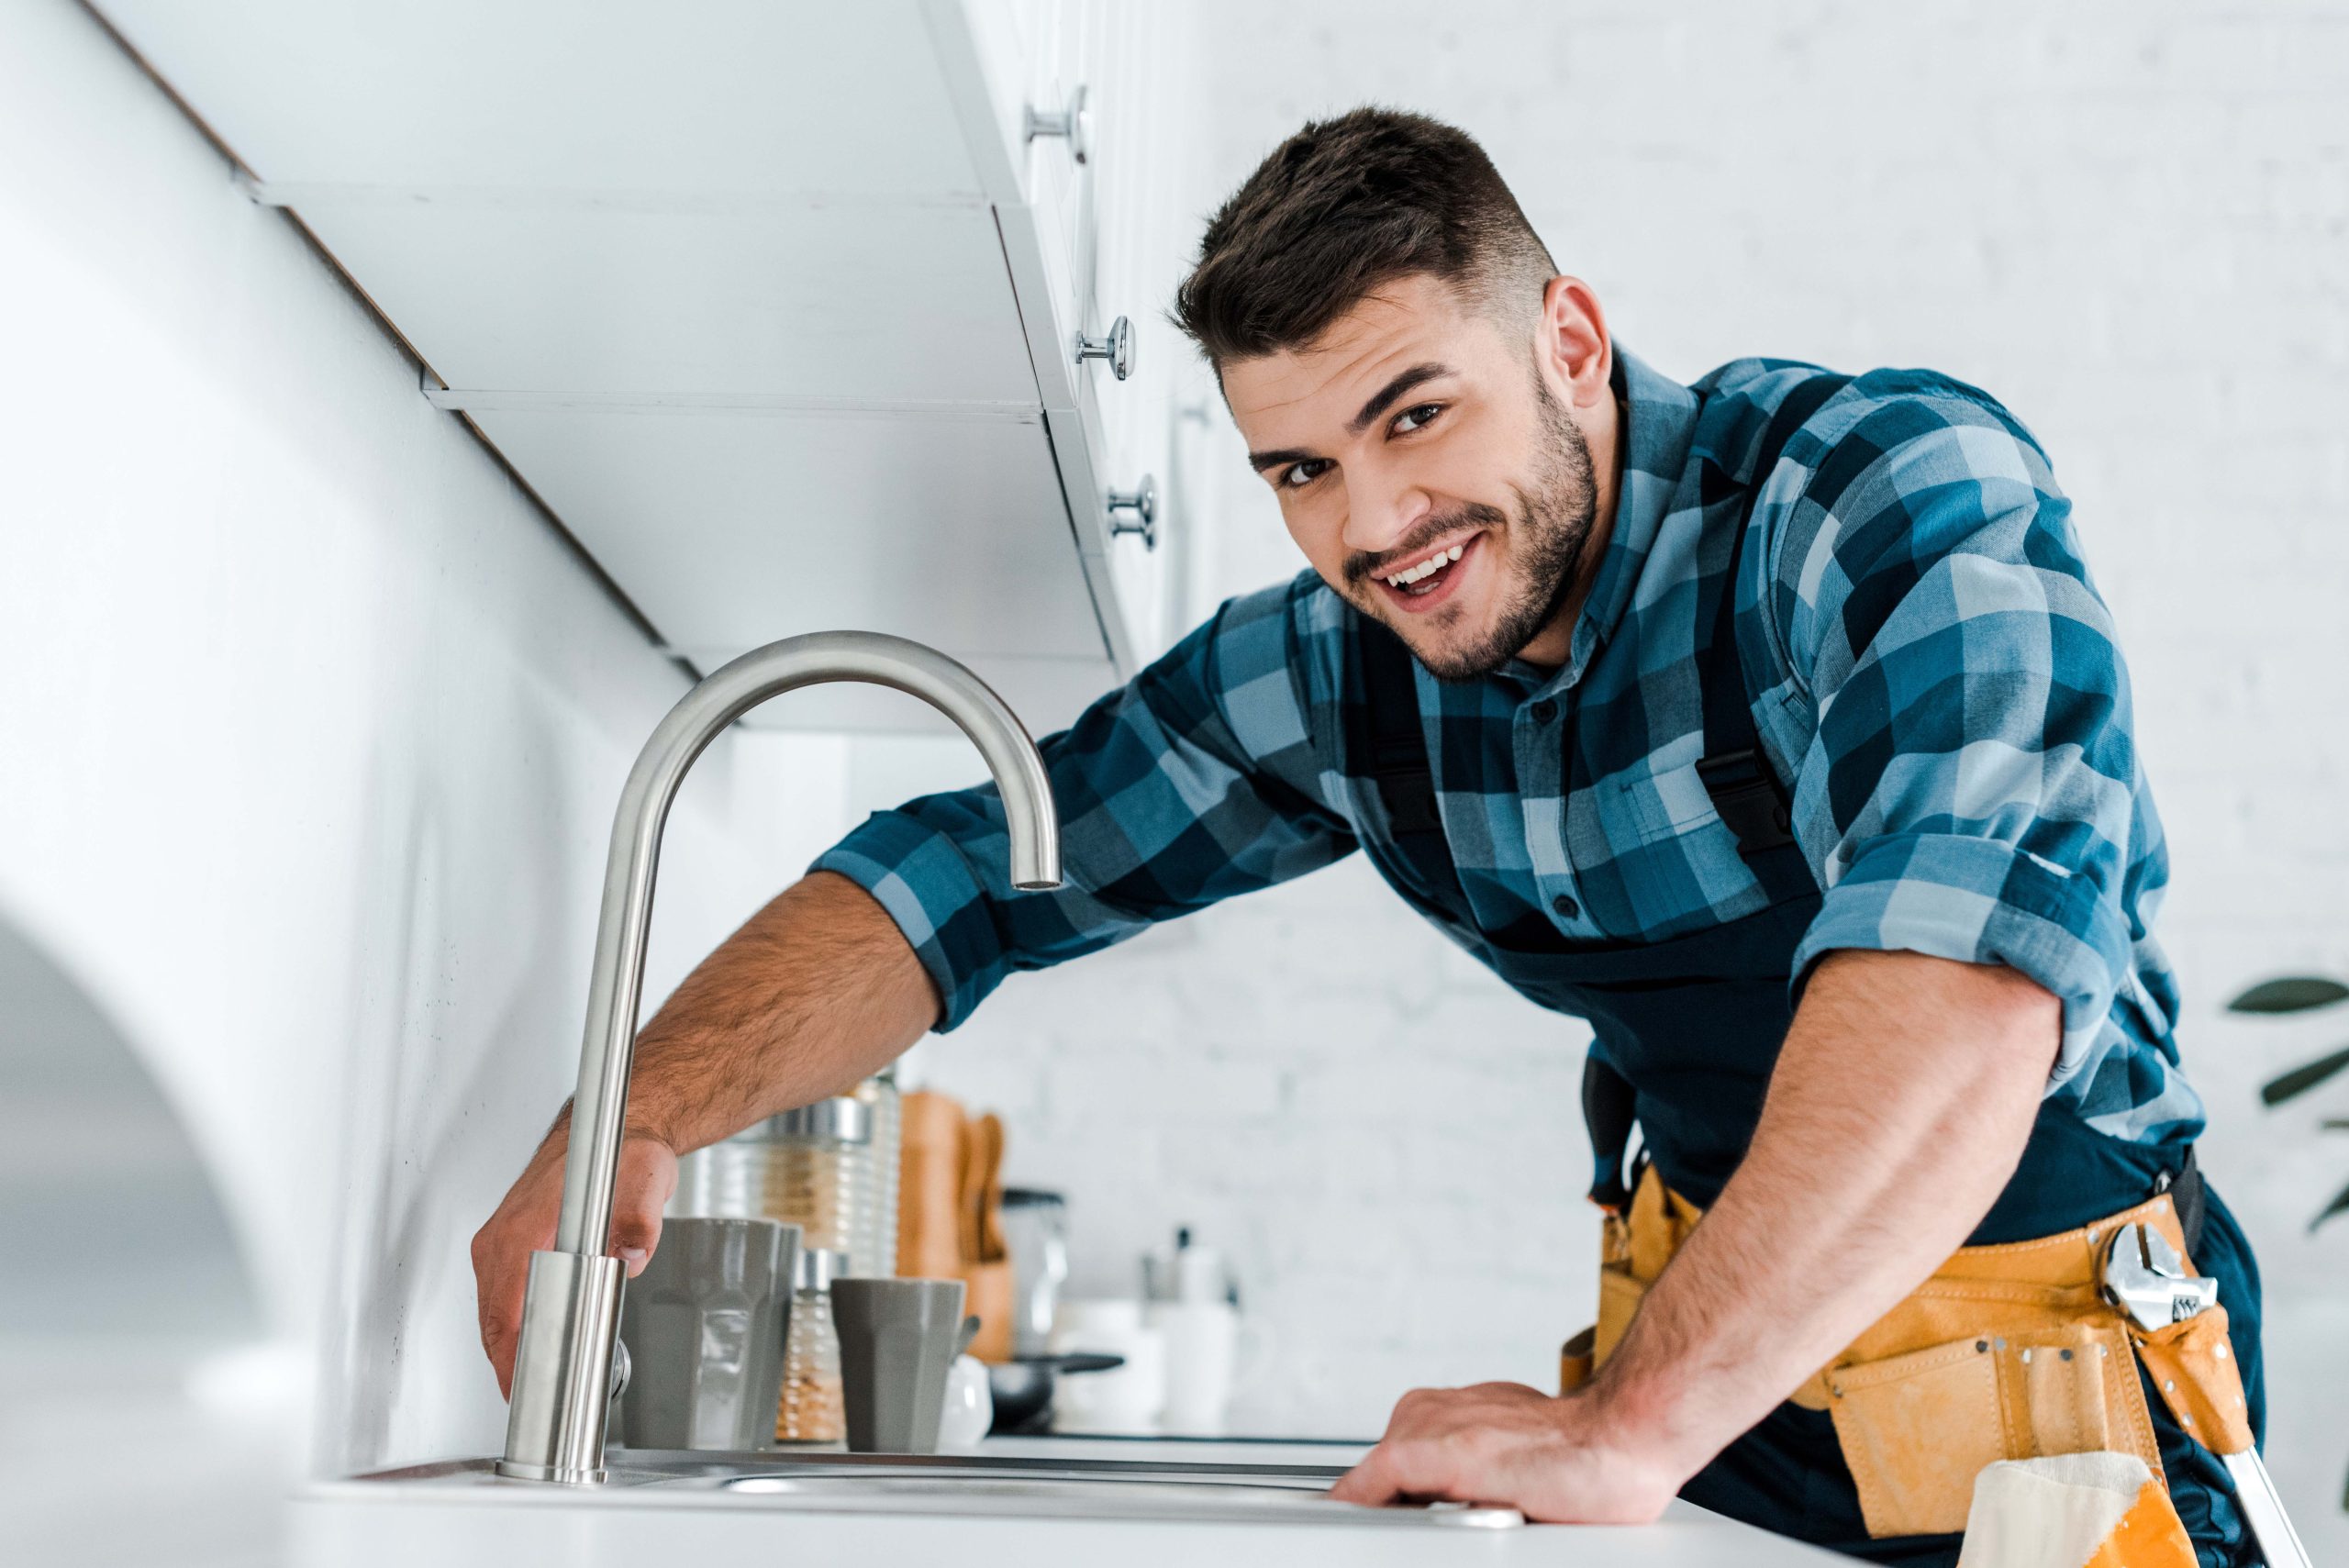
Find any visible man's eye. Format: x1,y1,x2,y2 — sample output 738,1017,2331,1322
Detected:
1281,459,1333,489
1393,402,1444,435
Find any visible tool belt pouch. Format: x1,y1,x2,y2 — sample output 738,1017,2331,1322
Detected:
1587,1169,2189,1541
1589,1173,1692,1371
1823,1313,2155,1539
2131,1305,2253,1456
1558,1326,1596,1394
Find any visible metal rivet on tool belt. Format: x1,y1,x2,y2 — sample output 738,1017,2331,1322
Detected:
2216,1344,2229,1359
1995,1338,2008,1351
2087,1229,2099,1245
2021,1348,2033,1363
2165,1379,2177,1392
2183,1415,2195,1428
2099,1344,2110,1357
2060,1349,2074,1362
1976,1340,1988,1352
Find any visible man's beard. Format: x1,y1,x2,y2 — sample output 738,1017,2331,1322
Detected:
1347,377,1599,683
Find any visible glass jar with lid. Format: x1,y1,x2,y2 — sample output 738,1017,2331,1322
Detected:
849,1068,901,1277
676,1073,899,1280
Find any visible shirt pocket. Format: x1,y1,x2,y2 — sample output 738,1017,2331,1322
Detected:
1616,761,1723,849
1563,763,1771,940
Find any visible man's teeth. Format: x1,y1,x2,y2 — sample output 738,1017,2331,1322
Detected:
1386,543,1465,587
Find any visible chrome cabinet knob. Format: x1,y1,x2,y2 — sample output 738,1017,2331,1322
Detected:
1024,83,1090,165
1107,474,1157,550
1075,316,1135,381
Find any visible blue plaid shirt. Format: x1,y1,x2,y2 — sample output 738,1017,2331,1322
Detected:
817,350,2202,1147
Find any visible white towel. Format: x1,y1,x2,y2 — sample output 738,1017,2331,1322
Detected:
1956,1452,2169,1568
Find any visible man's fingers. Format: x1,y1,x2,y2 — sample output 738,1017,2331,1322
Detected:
1331,1439,1461,1508
1330,1448,1402,1507
473,1133,677,1384
473,1239,520,1398
473,1131,677,1396
609,1137,679,1277
483,1310,517,1401
473,1212,545,1399
471,1129,574,1399
609,1202,661,1275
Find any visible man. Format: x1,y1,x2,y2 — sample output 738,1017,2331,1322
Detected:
473,110,2264,1563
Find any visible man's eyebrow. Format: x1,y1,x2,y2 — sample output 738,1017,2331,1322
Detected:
1348,362,1454,434
1243,362,1458,473
1247,446,1317,473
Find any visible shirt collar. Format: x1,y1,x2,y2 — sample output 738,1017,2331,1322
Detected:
1496,345,1701,697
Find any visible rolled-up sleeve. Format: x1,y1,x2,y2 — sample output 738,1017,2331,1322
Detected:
812,580,1357,1030
1778,392,2148,1094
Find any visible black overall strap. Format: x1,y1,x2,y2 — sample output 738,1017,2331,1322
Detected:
1589,372,1853,1209
1584,1054,1643,1212
1357,617,1467,912
2166,1144,2207,1258
1692,372,1850,908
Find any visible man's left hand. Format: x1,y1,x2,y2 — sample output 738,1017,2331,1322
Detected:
1328,1380,1687,1523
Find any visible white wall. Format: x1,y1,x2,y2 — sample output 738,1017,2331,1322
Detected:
881,0,2349,1544
0,0,852,1492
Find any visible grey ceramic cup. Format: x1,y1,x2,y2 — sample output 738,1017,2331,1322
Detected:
830,1277,967,1453
615,1217,798,1451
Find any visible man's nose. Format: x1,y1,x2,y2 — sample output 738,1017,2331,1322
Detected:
1341,469,1432,560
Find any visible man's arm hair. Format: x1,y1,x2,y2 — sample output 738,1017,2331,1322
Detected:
615,869,941,1155
473,870,937,1394
1586,949,2056,1474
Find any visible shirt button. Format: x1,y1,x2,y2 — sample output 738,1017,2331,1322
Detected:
1530,700,1558,724
1552,892,1580,919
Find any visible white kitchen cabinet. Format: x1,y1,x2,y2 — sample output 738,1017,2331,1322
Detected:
468,406,1102,659
99,3,984,197
949,0,1206,661
296,201,1037,408
96,0,1209,733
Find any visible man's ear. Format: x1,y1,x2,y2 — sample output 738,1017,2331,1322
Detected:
1536,276,1612,411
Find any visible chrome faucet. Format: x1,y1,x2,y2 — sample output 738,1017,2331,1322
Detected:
498,631,1062,1484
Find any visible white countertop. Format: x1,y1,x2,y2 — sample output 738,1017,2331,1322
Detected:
287,1437,1841,1566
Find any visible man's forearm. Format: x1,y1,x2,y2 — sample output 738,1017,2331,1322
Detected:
1589,950,2058,1474
605,870,941,1153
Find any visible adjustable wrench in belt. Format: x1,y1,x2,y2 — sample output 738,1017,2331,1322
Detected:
2102,1223,2310,1568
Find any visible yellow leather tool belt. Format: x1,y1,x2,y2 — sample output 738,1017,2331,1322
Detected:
1557,1166,2254,1540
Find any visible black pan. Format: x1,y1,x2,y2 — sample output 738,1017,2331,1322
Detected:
985,1351,1124,1435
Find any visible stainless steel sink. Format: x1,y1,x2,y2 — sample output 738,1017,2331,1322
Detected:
347,1449,1525,1529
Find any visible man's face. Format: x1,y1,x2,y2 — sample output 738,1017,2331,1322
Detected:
1222,273,1603,680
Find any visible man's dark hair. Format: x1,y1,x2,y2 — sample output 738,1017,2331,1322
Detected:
1173,107,1557,373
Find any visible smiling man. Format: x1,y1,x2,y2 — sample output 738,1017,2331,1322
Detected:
473,110,2266,1564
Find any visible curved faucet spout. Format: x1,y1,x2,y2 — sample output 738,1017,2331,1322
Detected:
501,631,1061,1484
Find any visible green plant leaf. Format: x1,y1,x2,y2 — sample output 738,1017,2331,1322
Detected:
2312,1176,2349,1232
2228,976,2349,1014
2261,1045,2349,1106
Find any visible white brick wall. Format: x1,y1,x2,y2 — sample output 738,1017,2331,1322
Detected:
880,0,2349,1541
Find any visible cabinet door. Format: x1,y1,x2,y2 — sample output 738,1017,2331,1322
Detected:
957,0,1208,662
952,0,1090,410
1070,0,1208,657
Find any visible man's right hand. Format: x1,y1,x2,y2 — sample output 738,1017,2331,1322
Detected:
467,872,941,1399
471,1125,680,1399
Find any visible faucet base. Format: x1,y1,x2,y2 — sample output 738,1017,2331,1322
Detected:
493,1459,607,1485
501,1250,626,1484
